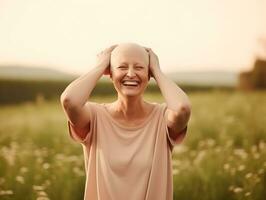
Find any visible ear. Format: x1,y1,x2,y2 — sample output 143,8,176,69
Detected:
147,52,151,80
147,51,151,80
109,66,113,79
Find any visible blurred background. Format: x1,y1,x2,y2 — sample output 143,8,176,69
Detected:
0,0,265,199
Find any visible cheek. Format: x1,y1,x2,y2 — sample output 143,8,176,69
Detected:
112,70,121,77
144,69,150,80
111,72,123,84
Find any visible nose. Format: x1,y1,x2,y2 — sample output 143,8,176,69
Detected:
126,68,136,77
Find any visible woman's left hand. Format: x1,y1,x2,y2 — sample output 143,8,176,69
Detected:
143,47,161,78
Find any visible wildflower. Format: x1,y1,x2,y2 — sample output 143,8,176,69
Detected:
0,177,5,185
0,190,14,195
33,185,45,191
73,167,85,177
173,145,188,154
228,185,234,191
214,147,221,153
258,169,264,175
253,153,260,159
66,155,79,162
198,141,205,149
259,141,265,150
237,165,245,171
226,140,233,147
34,149,42,157
44,180,51,187
245,173,253,179
1,146,16,166
193,150,206,165
37,157,43,164
223,163,230,170
36,197,50,200
173,169,179,175
206,138,215,147
233,149,248,160
245,192,251,197
37,191,47,197
20,167,28,173
251,145,257,153
15,176,25,184
233,187,243,193
43,163,50,170
172,159,181,167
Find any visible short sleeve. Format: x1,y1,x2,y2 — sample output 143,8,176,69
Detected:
166,125,187,148
161,103,188,150
67,102,96,145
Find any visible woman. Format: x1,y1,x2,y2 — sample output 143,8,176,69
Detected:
60,43,191,200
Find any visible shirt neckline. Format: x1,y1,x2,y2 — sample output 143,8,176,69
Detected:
101,102,158,130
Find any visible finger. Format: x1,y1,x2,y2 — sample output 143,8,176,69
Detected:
109,44,118,51
143,46,151,52
102,45,116,53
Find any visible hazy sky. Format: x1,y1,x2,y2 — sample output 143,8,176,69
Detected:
0,0,265,75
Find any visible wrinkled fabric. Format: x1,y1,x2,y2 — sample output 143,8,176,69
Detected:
67,102,187,200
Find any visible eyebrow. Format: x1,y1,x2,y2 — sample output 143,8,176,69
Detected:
119,62,144,66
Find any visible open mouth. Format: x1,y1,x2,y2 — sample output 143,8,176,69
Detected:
121,80,140,88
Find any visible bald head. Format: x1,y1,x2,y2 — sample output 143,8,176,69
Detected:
110,43,149,70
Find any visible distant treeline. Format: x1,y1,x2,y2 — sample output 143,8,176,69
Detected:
238,58,266,90
0,79,234,105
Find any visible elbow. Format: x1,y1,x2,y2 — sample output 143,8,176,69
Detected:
60,93,74,108
169,103,191,120
181,103,191,113
60,92,67,104
178,103,191,120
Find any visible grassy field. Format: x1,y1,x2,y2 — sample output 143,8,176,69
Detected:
0,91,265,200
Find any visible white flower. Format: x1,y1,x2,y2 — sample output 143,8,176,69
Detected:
245,173,253,179
43,163,50,170
238,165,245,171
15,176,25,184
172,169,179,175
233,187,243,193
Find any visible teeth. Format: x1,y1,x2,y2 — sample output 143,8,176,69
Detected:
123,81,139,86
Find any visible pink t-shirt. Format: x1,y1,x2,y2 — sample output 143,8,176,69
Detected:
67,102,187,200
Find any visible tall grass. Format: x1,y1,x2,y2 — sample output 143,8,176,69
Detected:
0,91,265,199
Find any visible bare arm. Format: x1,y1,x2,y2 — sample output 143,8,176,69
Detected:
60,45,117,139
146,48,191,140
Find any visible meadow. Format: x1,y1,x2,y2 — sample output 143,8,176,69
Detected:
0,90,265,200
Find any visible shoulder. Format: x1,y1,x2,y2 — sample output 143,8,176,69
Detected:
145,102,168,119
83,101,106,117
86,101,104,109
150,102,167,113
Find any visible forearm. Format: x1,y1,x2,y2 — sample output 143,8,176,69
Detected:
153,68,191,111
60,64,106,107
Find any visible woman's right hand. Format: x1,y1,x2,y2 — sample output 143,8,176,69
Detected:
96,44,118,75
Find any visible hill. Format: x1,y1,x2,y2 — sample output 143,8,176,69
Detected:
166,70,238,86
0,66,238,86
0,66,76,81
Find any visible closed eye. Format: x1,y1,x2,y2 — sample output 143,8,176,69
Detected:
118,66,127,69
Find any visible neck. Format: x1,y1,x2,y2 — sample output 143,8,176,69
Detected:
114,94,146,120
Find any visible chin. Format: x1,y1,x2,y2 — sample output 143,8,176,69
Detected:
122,92,141,97
120,89,144,97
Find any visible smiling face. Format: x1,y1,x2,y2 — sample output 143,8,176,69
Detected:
110,43,150,97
